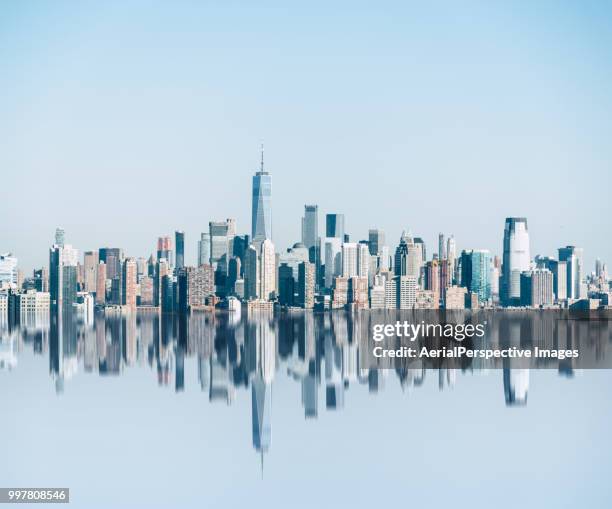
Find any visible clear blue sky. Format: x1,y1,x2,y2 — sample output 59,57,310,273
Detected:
1,1,611,272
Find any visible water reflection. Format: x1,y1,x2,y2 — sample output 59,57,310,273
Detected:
1,309,611,463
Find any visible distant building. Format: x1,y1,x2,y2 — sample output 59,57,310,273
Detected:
325,213,345,239
0,253,18,288
558,246,584,300
415,289,438,309
98,247,123,280
301,205,318,252
175,231,185,270
445,286,467,310
348,277,369,309
139,275,154,306
156,236,173,269
260,239,276,301
251,146,272,243
83,251,98,293
96,261,107,305
278,264,295,306
324,238,342,289
501,217,530,306
297,262,315,309
460,249,492,304
122,258,137,310
244,244,260,300
520,269,553,307
8,290,50,320
198,232,211,266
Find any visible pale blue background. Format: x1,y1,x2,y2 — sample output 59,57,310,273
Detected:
1,1,611,271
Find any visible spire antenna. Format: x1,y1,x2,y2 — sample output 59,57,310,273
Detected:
260,142,264,172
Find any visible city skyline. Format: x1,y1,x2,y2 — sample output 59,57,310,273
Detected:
2,2,612,273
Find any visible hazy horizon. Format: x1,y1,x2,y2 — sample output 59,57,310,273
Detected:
2,1,611,273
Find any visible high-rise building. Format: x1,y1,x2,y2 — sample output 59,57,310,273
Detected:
357,242,369,279
341,243,358,278
227,257,241,295
297,262,315,309
535,256,567,302
394,231,421,279
558,246,584,300
520,269,553,307
424,259,440,300
301,205,318,250
198,232,211,266
156,236,173,268
175,231,185,270
368,229,385,256
324,238,343,288
397,276,417,309
139,275,153,306
83,251,98,293
122,258,137,310
278,264,295,306
461,249,492,304
438,233,446,260
96,261,106,305
209,220,234,273
251,146,272,243
177,265,215,311
0,253,18,288
54,227,65,247
33,267,48,292
49,244,78,307
260,239,276,301
98,248,123,280
325,214,345,239
348,277,369,309
501,217,530,306
244,244,260,300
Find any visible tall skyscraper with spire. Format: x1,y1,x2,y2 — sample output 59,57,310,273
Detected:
251,144,272,243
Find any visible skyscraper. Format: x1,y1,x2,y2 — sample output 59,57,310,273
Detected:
49,244,78,307
98,248,123,280
0,253,18,288
156,236,173,268
368,229,385,256
251,145,272,243
394,231,421,279
122,258,137,310
54,227,65,248
461,249,492,304
198,232,211,266
297,262,315,309
209,220,233,273
96,261,106,305
501,218,530,306
83,251,98,293
438,233,446,260
301,205,318,250
175,230,185,270
341,243,358,278
558,246,584,300
324,238,342,288
520,269,553,307
325,214,345,239
244,244,260,300
260,239,276,301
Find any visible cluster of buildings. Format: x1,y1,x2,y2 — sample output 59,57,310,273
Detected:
1,150,611,321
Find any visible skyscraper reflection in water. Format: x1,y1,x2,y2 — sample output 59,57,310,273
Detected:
4,309,612,461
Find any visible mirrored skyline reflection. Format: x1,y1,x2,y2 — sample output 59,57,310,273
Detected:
3,309,611,455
